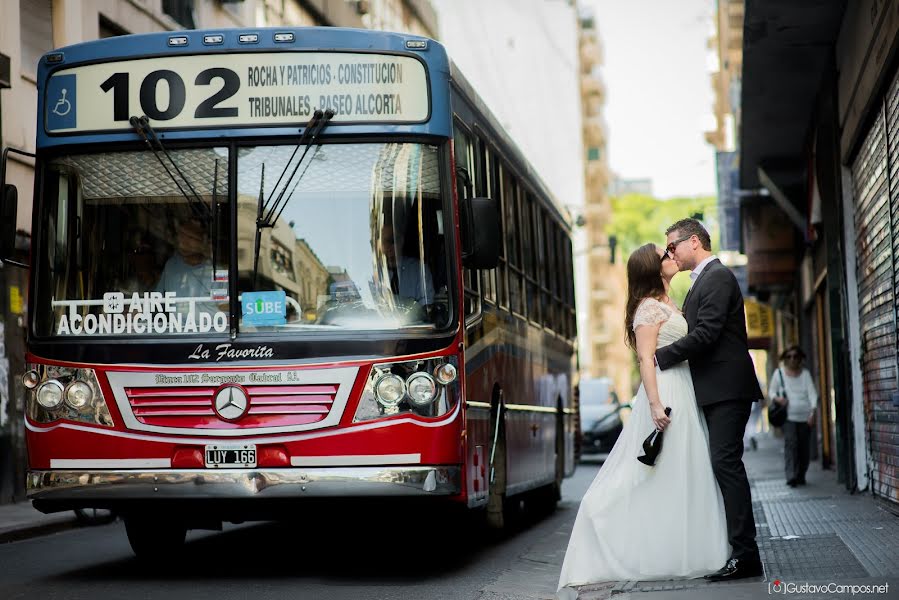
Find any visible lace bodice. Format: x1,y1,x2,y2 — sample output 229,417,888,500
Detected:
632,298,688,349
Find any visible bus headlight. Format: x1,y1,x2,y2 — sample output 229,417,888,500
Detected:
23,370,41,390
433,362,457,385
375,374,406,408
407,372,437,406
65,380,94,409
36,380,64,409
26,364,114,427
354,356,460,422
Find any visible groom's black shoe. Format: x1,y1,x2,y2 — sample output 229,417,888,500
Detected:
704,557,764,582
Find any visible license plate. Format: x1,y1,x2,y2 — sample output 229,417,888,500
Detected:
204,444,257,468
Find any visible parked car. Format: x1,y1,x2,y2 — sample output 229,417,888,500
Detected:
579,378,630,459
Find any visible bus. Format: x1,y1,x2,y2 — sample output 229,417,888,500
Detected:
0,27,578,557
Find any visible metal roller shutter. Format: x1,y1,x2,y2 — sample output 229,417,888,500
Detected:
851,68,899,501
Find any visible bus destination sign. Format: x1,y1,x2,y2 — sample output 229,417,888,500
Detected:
45,52,429,133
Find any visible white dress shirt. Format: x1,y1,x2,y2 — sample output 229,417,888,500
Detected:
689,255,719,286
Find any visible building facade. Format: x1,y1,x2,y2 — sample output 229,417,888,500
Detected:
0,0,437,504
608,176,653,198
578,8,630,401
739,0,899,508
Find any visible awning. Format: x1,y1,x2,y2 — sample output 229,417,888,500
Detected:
739,0,846,190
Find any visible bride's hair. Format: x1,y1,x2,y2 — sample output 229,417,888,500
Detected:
625,243,666,351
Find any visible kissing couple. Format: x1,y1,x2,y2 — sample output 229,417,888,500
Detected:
558,218,764,597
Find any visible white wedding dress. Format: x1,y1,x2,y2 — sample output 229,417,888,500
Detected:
557,298,729,595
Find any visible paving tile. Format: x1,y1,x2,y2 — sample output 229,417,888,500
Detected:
758,534,869,580
830,520,899,577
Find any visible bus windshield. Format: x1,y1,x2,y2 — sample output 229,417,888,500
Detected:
34,142,451,338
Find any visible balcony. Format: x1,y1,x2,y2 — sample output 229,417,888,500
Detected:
585,160,610,192
583,116,606,146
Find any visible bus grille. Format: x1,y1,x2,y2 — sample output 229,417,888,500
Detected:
124,384,339,429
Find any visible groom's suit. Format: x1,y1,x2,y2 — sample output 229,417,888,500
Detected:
655,258,762,562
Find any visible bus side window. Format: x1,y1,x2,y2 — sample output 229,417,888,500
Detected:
564,236,576,339
478,138,496,305
534,205,547,328
520,191,537,323
454,123,481,322
491,148,508,310
554,224,566,335
544,213,558,333
505,173,524,316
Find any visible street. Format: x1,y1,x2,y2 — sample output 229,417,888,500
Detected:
3,435,899,600
0,464,597,600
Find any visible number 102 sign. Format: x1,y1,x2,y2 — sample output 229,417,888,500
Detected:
45,52,429,133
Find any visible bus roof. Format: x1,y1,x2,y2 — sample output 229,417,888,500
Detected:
41,26,443,69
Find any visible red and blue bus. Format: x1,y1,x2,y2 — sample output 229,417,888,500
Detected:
0,27,577,557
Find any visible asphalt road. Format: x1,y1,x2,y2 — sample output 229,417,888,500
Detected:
0,463,599,600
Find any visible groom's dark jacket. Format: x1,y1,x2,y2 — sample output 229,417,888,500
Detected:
655,259,763,406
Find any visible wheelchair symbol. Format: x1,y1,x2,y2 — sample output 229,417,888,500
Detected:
52,89,72,117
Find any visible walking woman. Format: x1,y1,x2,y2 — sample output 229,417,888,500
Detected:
768,346,817,487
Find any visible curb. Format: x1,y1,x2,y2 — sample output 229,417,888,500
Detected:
610,581,635,595
0,515,80,544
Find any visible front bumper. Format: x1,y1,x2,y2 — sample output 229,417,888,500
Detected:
28,465,461,506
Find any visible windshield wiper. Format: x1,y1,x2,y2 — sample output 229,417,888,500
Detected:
261,109,334,227
252,109,335,286
262,109,323,220
130,115,212,223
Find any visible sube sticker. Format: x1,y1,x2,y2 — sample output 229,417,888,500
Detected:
242,291,287,326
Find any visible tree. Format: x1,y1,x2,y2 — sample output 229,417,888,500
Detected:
607,193,719,306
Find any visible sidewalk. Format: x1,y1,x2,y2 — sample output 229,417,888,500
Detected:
576,433,899,599
0,500,78,543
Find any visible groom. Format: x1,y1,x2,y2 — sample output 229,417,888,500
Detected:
655,218,764,581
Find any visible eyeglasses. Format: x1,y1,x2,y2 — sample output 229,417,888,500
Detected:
784,353,801,359
665,234,694,255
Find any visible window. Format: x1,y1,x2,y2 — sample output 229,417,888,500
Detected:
163,0,196,29
520,193,539,322
534,206,548,327
20,0,53,75
492,155,508,310
35,148,232,338
476,136,489,197
564,236,576,338
454,123,480,321
99,15,129,38
237,142,450,331
478,141,496,305
544,214,559,332
505,176,524,315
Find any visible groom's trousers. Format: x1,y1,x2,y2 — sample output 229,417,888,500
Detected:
703,398,760,561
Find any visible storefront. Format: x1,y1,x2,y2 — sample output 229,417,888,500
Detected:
740,0,899,508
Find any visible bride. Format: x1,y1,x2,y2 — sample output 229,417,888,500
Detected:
557,243,729,595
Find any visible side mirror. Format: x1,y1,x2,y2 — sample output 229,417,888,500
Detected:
460,196,500,269
1,183,17,260
1,146,34,268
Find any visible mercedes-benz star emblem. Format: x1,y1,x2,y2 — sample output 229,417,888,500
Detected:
213,385,250,421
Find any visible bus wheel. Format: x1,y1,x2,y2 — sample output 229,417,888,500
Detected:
486,388,509,530
124,517,186,561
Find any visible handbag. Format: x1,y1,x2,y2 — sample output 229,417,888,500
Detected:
767,368,788,427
